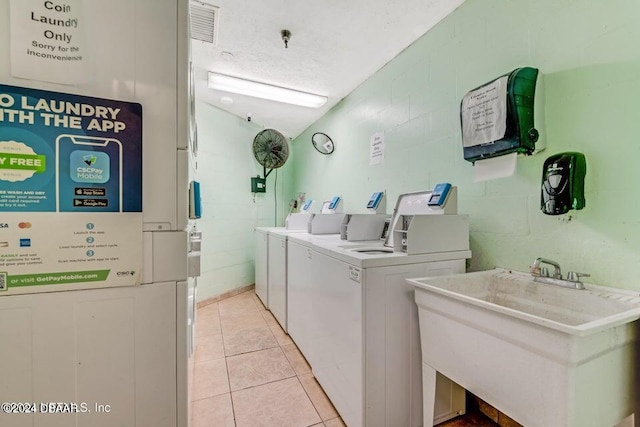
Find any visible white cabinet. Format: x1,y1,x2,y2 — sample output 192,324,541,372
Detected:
268,234,288,331
255,229,269,307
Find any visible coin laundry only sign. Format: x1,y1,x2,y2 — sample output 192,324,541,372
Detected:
10,0,87,84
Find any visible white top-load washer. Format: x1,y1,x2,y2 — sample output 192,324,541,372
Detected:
266,228,334,331
254,200,317,308
287,184,470,427
259,196,361,331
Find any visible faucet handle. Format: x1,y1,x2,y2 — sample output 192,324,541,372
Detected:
530,266,551,277
566,271,590,282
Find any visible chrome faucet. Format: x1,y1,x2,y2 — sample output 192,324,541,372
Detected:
531,257,562,279
530,257,589,290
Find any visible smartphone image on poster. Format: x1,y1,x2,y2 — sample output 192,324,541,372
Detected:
56,134,123,212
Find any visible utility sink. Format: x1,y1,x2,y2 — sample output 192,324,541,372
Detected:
408,268,640,427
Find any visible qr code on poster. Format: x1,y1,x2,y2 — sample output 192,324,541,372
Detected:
0,272,7,291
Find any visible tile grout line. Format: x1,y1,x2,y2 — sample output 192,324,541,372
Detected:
227,346,297,393
225,294,298,394
202,291,343,426
224,342,280,358
267,305,326,425
217,302,238,426
222,293,281,425
228,371,298,394
295,374,324,426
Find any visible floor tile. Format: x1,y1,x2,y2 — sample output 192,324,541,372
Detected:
192,358,230,401
219,298,259,317
324,417,346,427
232,377,321,427
282,343,311,375
196,303,221,335
220,311,267,334
227,347,295,391
252,293,268,311
299,373,339,421
269,323,294,347
192,393,235,427
261,310,280,327
223,326,278,357
195,333,225,362
194,291,345,427
219,291,257,312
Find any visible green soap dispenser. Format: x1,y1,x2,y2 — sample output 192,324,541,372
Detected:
541,152,586,215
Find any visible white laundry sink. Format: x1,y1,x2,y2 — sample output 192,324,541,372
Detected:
408,268,640,427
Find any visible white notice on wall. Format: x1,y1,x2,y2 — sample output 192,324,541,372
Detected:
461,76,508,147
369,132,385,165
10,0,88,84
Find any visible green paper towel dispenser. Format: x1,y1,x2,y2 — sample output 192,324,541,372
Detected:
541,152,586,215
461,67,541,163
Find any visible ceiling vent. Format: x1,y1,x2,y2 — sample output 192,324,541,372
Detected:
190,1,219,45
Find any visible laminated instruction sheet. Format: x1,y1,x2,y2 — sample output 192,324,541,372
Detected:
461,76,508,147
0,84,142,293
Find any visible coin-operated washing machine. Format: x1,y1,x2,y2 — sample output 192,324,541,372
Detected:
268,195,352,331
254,199,317,308
271,193,389,332
287,184,470,427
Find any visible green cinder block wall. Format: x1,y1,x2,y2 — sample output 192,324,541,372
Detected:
195,101,292,300
290,0,640,290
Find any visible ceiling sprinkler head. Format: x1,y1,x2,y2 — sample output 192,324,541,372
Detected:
281,29,291,48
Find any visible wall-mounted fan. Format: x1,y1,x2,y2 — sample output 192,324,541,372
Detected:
251,129,289,193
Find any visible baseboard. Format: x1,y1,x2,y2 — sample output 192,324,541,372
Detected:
196,283,255,308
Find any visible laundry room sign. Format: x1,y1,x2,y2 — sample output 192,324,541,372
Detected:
10,0,87,84
369,131,385,165
0,84,143,294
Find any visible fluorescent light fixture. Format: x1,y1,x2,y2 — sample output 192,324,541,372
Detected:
208,72,327,108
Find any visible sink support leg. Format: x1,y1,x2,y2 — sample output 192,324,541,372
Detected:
423,364,437,427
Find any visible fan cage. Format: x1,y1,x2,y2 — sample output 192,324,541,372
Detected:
253,129,289,178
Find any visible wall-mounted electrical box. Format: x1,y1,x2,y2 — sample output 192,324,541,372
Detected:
251,176,266,193
461,67,542,163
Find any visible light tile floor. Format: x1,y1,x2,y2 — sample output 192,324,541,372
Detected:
191,289,346,427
